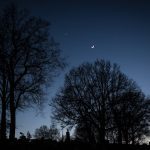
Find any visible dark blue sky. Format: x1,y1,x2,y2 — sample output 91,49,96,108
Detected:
1,0,150,137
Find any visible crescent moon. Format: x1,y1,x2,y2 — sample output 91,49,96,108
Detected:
91,45,95,49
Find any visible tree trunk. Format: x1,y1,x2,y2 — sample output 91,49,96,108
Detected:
118,129,122,144
0,68,7,140
98,127,105,144
87,124,95,144
125,136,129,144
131,131,135,145
124,130,129,144
9,70,16,140
9,95,16,140
1,98,7,140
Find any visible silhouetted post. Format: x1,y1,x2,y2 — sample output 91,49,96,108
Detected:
65,129,70,143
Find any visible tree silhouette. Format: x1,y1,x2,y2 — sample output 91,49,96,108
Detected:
110,89,149,144
0,27,9,140
49,123,60,141
51,59,149,144
19,132,26,140
0,3,65,140
26,131,32,140
34,124,60,140
34,125,50,139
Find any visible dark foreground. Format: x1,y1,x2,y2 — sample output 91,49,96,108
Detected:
0,140,149,150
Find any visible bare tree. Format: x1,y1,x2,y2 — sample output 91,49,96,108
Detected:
26,131,32,140
51,59,149,144
0,14,10,140
34,124,60,140
34,125,50,139
0,4,65,140
111,90,150,144
49,123,60,141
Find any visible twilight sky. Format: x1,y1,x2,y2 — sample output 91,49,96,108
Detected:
1,0,150,138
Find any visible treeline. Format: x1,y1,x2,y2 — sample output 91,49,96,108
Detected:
0,3,150,145
0,139,150,150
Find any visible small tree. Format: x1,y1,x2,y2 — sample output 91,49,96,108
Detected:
19,132,26,140
26,131,32,140
49,124,60,141
34,124,60,140
34,125,50,139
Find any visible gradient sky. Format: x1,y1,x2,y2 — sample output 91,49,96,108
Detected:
1,0,150,138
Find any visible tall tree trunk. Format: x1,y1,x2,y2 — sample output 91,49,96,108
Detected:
124,129,129,144
118,129,122,144
9,89,16,140
87,123,95,144
9,69,16,140
1,97,7,140
131,128,135,145
0,67,7,140
98,126,105,144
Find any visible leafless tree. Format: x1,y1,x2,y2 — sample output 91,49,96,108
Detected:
34,125,50,139
51,59,149,144
111,90,150,144
0,4,65,140
0,12,10,141
34,124,60,140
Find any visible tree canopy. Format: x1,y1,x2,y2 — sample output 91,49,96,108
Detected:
51,59,149,144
